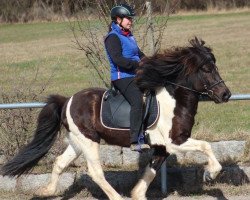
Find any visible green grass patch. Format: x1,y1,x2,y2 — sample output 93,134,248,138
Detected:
168,10,250,21
194,101,250,136
0,21,71,43
6,59,41,69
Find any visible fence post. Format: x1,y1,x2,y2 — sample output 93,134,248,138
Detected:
146,1,168,194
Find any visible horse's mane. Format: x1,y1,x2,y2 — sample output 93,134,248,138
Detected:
136,37,215,91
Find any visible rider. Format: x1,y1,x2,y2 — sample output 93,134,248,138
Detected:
104,4,150,151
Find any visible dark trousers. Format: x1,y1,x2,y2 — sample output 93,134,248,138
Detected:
113,77,143,144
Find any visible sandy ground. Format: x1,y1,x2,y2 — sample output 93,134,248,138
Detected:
1,184,250,200
1,193,250,200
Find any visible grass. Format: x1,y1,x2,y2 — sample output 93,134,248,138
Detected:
0,10,249,140
169,10,250,21
0,21,71,43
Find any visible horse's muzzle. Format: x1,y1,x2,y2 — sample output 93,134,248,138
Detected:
216,89,231,103
222,90,231,102
212,88,231,103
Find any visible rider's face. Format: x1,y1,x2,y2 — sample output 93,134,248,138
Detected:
117,17,133,30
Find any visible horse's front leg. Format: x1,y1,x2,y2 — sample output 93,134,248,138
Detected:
169,138,222,181
131,146,169,200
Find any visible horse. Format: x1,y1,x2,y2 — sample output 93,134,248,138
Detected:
1,37,231,200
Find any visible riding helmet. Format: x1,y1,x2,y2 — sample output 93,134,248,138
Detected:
111,4,135,20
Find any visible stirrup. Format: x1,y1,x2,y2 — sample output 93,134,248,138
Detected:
130,143,150,152
138,132,148,145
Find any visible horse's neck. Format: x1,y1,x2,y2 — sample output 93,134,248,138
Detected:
175,87,199,114
155,86,199,144
155,88,176,141
156,86,199,114
156,87,176,121
171,87,199,144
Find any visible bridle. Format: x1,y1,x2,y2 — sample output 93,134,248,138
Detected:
165,70,224,97
165,79,224,97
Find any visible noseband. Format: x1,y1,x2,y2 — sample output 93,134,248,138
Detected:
203,79,224,96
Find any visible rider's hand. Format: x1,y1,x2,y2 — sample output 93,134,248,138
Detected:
139,56,148,67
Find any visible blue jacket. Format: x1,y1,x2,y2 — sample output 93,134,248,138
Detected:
105,22,140,81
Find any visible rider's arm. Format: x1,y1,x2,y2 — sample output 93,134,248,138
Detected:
105,34,140,70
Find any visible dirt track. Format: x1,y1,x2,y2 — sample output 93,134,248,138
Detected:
1,184,250,200
1,192,250,200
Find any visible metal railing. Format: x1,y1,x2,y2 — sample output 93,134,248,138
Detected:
0,94,249,110
0,94,249,194
0,102,46,109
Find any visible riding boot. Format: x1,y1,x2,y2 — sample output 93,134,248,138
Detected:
130,108,150,151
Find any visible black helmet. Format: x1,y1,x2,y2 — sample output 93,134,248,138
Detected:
111,4,135,21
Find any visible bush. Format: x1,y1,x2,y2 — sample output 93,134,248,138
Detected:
0,68,52,159
0,0,249,23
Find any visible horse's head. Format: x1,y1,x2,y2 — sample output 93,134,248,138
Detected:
179,37,231,103
136,37,231,103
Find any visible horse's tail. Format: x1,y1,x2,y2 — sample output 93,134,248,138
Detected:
1,94,68,177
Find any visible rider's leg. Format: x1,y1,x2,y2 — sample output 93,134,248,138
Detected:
113,77,149,150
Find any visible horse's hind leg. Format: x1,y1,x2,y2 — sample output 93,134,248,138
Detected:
67,129,123,200
35,138,81,197
81,140,123,200
66,96,122,200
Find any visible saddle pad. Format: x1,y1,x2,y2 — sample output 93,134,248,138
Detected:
100,91,159,130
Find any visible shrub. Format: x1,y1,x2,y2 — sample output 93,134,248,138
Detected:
0,68,52,160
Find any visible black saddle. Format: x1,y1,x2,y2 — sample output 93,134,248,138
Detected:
100,87,159,130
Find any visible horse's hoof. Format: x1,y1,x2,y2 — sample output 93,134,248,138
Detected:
203,170,213,182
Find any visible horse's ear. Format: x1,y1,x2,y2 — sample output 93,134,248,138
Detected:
200,39,205,46
190,36,205,47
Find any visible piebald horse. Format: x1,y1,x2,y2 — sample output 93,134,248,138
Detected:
1,37,231,200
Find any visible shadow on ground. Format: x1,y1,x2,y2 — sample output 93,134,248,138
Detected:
30,155,249,200
165,155,249,200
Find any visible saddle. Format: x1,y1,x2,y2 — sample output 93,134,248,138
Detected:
100,87,159,130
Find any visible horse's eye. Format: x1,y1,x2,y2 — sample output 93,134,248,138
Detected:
201,65,214,73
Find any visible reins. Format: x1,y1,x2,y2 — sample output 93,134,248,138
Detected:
165,81,206,95
165,79,224,97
